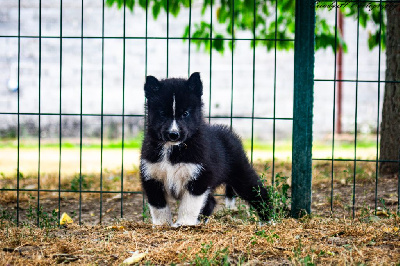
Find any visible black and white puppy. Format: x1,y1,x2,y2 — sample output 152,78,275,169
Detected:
140,72,272,226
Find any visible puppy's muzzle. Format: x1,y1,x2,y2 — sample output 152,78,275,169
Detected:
167,131,180,141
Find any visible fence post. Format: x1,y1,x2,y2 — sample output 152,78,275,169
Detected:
291,0,315,218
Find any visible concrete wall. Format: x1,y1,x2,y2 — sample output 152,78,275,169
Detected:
0,0,385,141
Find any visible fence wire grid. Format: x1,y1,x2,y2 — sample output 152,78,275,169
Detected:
0,0,399,226
0,0,295,226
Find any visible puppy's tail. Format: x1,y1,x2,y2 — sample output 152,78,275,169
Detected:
228,167,273,221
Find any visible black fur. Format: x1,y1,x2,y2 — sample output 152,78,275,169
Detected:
140,72,272,223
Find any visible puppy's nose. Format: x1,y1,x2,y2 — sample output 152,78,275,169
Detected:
168,131,180,141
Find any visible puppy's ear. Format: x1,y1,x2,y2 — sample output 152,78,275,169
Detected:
187,72,203,97
144,76,160,99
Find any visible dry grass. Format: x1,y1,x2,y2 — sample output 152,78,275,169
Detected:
1,158,399,265
1,160,399,222
0,214,399,265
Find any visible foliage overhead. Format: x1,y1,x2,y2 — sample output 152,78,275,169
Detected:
106,0,386,54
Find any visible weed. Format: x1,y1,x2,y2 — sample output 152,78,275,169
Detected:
359,202,372,222
238,201,258,223
292,238,315,265
299,255,315,266
70,174,94,191
377,198,397,218
255,169,291,222
71,210,77,220
325,193,344,209
229,167,290,224
251,229,279,245
189,242,229,266
142,202,151,222
24,204,59,228
0,207,16,227
270,173,291,220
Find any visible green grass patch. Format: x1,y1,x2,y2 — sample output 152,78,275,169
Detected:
0,135,144,150
0,133,378,157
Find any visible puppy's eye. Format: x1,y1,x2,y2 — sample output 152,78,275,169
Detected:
182,111,190,118
159,110,165,117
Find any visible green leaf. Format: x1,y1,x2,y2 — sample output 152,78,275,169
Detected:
213,34,224,53
138,0,148,9
106,0,115,8
152,2,161,19
126,0,135,11
170,0,181,17
106,0,125,9
105,0,386,54
359,9,368,28
183,25,190,39
162,0,168,13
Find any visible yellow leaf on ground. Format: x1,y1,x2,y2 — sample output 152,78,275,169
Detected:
106,225,125,231
376,210,389,217
383,227,399,233
60,213,73,225
122,251,147,265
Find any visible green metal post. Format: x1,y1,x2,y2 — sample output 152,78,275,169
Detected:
291,0,315,218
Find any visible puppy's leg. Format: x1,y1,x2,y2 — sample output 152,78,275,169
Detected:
142,178,172,225
199,193,216,224
174,190,210,227
225,185,236,210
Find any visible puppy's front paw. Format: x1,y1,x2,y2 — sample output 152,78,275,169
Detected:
172,222,182,228
172,219,199,228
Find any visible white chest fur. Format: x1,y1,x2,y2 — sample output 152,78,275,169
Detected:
141,147,202,199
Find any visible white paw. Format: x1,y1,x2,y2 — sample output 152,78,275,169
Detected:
172,222,181,228
173,218,199,227
149,205,172,226
225,197,236,210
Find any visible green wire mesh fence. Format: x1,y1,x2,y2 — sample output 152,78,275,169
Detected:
313,0,400,218
0,0,297,226
0,0,398,226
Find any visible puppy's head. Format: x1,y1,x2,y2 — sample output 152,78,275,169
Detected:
144,72,203,144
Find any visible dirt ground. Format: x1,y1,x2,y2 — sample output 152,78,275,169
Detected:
0,213,399,265
0,174,398,226
0,161,399,265
1,160,398,224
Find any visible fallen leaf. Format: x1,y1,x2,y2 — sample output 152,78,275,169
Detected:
106,225,125,231
376,210,389,217
383,227,399,233
60,213,73,225
122,251,147,264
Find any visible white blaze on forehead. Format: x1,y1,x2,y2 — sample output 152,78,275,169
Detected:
170,94,179,132
170,120,179,131
172,93,176,117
